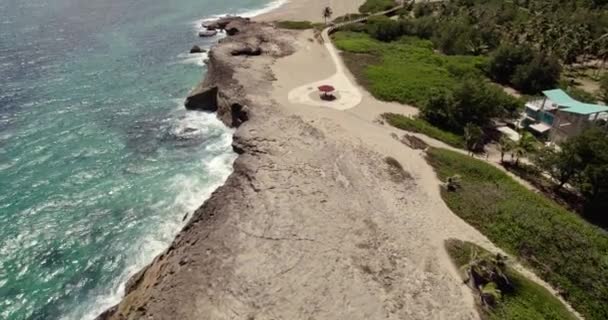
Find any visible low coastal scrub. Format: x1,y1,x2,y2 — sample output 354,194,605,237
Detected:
274,20,323,30
332,13,367,23
382,113,464,148
426,148,608,320
445,239,577,320
358,0,396,14
333,32,486,106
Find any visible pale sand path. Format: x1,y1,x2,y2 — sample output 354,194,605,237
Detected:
270,29,583,319
255,0,366,23
287,29,363,110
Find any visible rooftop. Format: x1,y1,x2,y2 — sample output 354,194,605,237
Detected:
542,89,608,115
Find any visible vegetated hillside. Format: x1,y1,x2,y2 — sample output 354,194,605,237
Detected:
426,148,608,320
445,239,578,320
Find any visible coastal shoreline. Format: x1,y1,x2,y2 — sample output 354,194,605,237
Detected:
254,0,365,22
96,1,482,319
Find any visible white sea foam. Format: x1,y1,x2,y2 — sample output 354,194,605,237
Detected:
192,0,287,29
177,51,209,67
63,2,286,318
71,103,236,320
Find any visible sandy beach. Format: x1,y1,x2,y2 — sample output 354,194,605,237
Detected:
255,0,365,22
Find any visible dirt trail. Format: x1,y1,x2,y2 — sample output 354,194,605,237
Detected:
271,29,583,319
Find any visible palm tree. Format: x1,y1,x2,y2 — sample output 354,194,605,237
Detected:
464,123,483,155
461,250,512,307
511,132,536,166
497,136,513,163
323,6,333,24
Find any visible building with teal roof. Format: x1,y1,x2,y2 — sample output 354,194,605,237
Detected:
522,89,608,143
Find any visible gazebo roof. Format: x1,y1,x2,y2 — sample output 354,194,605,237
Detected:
542,89,608,115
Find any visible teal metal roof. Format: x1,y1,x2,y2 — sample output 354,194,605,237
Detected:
542,89,608,115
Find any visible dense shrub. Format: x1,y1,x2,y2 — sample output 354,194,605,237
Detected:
487,44,561,94
431,20,485,55
383,113,465,147
358,0,395,13
275,20,323,30
488,44,534,84
413,2,434,17
510,54,561,94
421,78,521,132
366,16,403,42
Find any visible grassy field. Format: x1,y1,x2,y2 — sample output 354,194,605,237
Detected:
445,239,577,320
426,148,608,320
332,32,487,107
382,113,464,148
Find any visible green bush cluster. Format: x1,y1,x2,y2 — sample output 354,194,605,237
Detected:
358,0,396,14
274,20,323,30
421,79,521,133
488,45,561,94
534,128,608,219
426,148,608,320
333,32,489,108
382,113,465,148
334,31,519,140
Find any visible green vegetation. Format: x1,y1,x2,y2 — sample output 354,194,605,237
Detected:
488,44,562,94
274,20,323,30
445,239,578,320
382,113,464,148
333,32,487,107
358,0,395,14
332,27,520,147
332,13,367,23
563,85,599,103
347,0,608,95
533,128,608,220
426,148,608,320
421,78,521,132
600,73,608,103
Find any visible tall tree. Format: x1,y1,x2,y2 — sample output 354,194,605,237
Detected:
535,143,583,190
464,123,484,154
323,6,333,24
512,132,536,165
498,136,514,163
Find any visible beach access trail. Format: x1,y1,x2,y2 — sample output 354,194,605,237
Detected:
270,26,582,319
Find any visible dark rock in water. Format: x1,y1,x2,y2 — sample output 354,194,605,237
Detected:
185,86,218,112
205,16,250,30
189,45,205,54
231,103,249,127
198,30,218,37
183,127,198,134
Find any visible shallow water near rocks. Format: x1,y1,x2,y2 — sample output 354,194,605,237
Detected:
0,0,279,319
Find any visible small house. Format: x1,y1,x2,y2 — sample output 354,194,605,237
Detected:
521,89,608,143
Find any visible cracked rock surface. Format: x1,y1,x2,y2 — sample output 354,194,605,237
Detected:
98,21,481,320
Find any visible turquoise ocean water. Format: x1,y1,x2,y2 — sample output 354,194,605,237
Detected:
0,0,281,318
